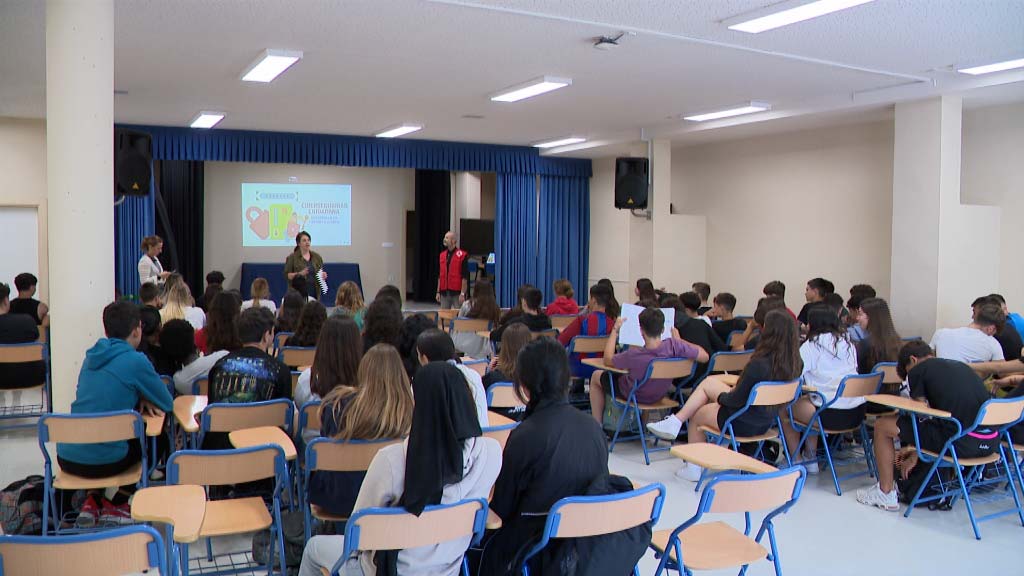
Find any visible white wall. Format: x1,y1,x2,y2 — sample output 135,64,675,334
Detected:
588,156,633,299
204,162,414,299
453,171,481,234
0,117,49,301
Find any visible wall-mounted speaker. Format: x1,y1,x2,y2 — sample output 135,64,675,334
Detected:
614,157,648,209
115,128,152,196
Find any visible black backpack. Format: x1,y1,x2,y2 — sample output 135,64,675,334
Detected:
0,475,46,535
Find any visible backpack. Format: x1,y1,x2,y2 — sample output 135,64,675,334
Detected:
1,475,45,535
252,510,306,576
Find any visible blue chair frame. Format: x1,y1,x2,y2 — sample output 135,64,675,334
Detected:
38,410,148,536
608,358,696,465
197,398,296,448
652,467,806,576
462,358,490,374
725,330,744,348
786,372,883,495
272,332,293,357
485,381,518,407
190,375,209,396
901,396,1024,539
0,342,51,431
686,350,754,397
0,525,168,575
167,445,289,576
518,483,666,576
328,498,489,576
567,335,611,380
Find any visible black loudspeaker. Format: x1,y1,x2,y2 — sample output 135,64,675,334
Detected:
614,157,648,209
115,128,152,196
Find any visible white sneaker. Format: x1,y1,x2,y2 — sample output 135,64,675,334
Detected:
675,463,704,482
801,450,819,475
856,483,899,512
646,415,683,441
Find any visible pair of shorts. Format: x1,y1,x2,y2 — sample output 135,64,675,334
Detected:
818,405,866,431
897,415,996,459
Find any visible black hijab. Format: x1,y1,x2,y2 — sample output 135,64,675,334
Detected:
402,361,482,516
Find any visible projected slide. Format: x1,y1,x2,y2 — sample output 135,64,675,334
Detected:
242,183,352,247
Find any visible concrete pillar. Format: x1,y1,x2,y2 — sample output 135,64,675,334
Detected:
46,0,115,411
651,140,707,293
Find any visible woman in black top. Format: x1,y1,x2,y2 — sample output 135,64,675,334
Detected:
479,338,608,575
854,298,902,375
0,283,46,395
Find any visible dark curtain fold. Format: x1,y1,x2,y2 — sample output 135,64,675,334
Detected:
155,160,205,298
537,175,590,306
413,170,452,302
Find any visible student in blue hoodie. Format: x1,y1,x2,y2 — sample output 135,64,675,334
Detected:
56,300,173,526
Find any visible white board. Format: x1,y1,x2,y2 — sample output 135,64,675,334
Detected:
0,206,39,290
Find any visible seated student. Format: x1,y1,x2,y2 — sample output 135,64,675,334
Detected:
797,277,833,327
10,273,49,326
678,291,712,327
294,316,362,431
489,286,551,343
730,296,786,351
137,302,164,370
823,292,848,325
857,340,996,511
854,298,902,375
289,275,318,303
374,284,403,308
299,362,501,576
545,278,580,316
483,324,531,388
196,271,225,312
710,292,746,343
362,297,403,353
330,281,366,329
762,280,798,322
480,338,609,575
194,291,242,356
241,277,278,315
284,301,327,348
845,284,877,342
55,301,173,525
692,282,712,316
0,282,47,410
415,329,489,428
634,278,656,306
308,343,411,518
992,293,1024,340
160,281,206,330
160,320,229,396
588,308,708,426
452,279,501,360
276,289,305,334
647,310,802,481
668,293,727,376
930,303,1005,363
557,283,618,379
780,304,860,473
973,296,1022,362
398,314,439,379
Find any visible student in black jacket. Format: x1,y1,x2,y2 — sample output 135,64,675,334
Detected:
490,286,551,344
664,293,728,377
479,338,608,575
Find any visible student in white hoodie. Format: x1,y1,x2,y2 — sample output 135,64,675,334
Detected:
780,304,860,474
298,361,501,576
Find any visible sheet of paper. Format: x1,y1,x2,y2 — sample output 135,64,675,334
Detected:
617,303,675,347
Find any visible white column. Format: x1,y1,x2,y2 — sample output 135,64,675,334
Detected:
46,0,115,412
651,140,707,292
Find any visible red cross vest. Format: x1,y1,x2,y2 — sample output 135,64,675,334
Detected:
439,249,468,291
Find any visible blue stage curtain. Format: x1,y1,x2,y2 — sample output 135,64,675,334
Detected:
120,125,591,178
537,175,590,307
495,174,538,307
113,171,155,300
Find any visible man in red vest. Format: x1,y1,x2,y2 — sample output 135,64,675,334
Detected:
436,230,469,309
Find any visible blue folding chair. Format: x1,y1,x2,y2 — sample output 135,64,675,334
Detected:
326,498,489,576
38,410,148,535
0,342,50,431
190,375,209,395
272,331,293,357
608,358,696,465
695,379,802,491
652,467,806,576
692,350,754,390
518,482,666,576
725,330,745,348
0,525,169,575
450,316,492,334
167,445,289,576
279,345,316,369
901,396,1024,539
786,372,883,495
567,335,611,380
483,418,520,451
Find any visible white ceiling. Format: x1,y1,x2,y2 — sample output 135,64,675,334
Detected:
1,0,1023,156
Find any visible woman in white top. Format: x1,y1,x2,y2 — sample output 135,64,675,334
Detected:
241,277,278,315
298,362,501,576
137,235,170,286
160,281,206,330
781,303,859,472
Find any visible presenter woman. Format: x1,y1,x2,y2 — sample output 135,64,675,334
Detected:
138,235,170,286
284,231,325,300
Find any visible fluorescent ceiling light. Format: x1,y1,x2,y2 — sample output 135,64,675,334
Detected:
190,111,224,129
683,101,771,122
727,0,875,34
534,137,586,149
242,49,303,83
375,124,423,138
491,76,572,102
957,57,1024,76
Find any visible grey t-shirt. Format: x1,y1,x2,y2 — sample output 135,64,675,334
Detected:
930,327,1004,364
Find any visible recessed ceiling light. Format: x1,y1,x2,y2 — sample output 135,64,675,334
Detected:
683,101,771,122
726,0,875,34
958,57,1024,76
190,111,225,129
534,137,586,149
241,49,303,83
491,76,572,103
375,124,423,138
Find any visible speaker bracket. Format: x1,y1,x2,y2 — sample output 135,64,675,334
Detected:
630,208,652,221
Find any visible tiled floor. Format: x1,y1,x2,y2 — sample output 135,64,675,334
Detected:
4,421,1023,575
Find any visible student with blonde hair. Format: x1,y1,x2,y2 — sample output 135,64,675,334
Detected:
159,281,205,330
241,277,277,314
331,280,366,329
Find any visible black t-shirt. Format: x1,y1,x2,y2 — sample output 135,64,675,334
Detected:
797,302,812,325
675,315,728,375
9,298,42,325
907,358,990,435
0,313,46,390
697,306,712,316
203,346,292,449
995,324,1023,362
716,356,777,430
490,312,552,343
712,318,747,344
